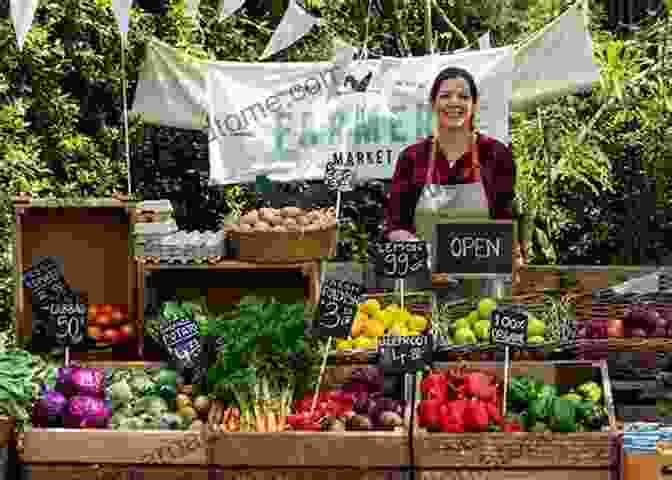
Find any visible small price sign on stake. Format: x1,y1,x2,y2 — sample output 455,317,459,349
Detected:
378,334,432,373
314,278,365,338
560,316,578,346
44,297,87,347
324,160,354,192
490,306,529,347
373,241,429,278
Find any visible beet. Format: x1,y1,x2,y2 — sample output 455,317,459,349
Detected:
55,367,77,397
630,328,648,337
651,327,667,337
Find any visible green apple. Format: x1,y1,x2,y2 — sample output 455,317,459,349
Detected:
454,317,471,331
527,318,546,338
478,298,497,320
454,327,477,345
474,320,491,342
467,311,480,326
528,335,545,344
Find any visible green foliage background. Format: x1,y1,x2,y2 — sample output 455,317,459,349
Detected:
0,0,671,332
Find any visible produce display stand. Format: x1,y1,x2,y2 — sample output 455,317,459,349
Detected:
18,365,409,480
13,195,139,362
413,362,616,480
0,418,13,451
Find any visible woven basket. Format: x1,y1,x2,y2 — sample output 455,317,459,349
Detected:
333,292,433,364
433,293,564,361
228,225,337,263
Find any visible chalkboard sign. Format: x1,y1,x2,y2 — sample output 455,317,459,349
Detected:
433,223,513,275
324,160,354,192
44,296,87,346
372,241,429,278
160,315,203,371
560,316,577,345
378,335,432,373
24,256,69,305
490,306,528,347
314,278,365,338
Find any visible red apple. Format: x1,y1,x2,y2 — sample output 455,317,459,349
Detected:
103,328,121,344
119,323,135,341
96,314,111,327
100,304,113,315
607,319,624,338
110,307,124,325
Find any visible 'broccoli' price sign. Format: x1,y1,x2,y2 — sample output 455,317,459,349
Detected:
378,334,432,373
373,241,429,279
315,279,365,338
490,307,528,347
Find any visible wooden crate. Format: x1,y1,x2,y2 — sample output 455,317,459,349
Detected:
0,417,14,448
414,362,616,479
14,197,139,362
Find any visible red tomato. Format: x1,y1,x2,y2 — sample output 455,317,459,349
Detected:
103,329,121,344
111,307,124,324
88,326,102,341
120,323,135,340
96,314,112,327
608,319,624,337
100,304,113,315
87,305,98,322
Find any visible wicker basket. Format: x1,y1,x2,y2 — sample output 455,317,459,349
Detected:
333,292,433,364
227,225,337,263
433,293,566,361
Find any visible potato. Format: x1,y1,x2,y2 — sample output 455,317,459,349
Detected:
304,223,321,232
268,214,285,226
272,225,287,232
325,218,338,229
239,223,252,232
241,210,259,225
307,210,321,221
297,216,311,226
282,206,302,217
226,223,240,233
283,217,298,226
259,208,277,222
254,221,271,231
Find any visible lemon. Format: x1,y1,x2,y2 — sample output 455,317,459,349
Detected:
351,312,368,337
400,326,411,336
336,338,353,350
353,337,371,349
365,299,381,316
399,309,413,326
407,329,421,336
388,325,403,337
363,337,378,348
409,314,428,332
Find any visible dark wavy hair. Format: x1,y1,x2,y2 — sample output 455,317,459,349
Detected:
429,67,479,105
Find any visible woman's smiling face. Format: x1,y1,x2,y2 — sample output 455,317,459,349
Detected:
433,77,477,129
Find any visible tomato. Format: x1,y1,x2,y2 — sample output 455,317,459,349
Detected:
87,304,98,322
111,307,124,324
120,323,135,340
100,304,113,315
88,325,102,341
608,319,624,338
103,329,121,344
96,314,112,327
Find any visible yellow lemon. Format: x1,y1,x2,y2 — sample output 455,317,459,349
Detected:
400,309,414,326
407,329,421,336
353,337,371,349
388,325,403,337
400,326,411,336
365,299,381,316
363,337,378,348
409,314,429,332
365,319,386,338
336,338,353,350
351,312,368,337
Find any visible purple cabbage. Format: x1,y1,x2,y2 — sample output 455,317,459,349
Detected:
55,367,77,397
71,368,106,398
32,389,68,428
63,395,111,429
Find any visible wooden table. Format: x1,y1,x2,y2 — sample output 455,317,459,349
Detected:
624,454,660,480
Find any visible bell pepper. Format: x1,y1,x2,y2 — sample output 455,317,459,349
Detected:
561,392,583,403
530,422,550,433
421,373,449,403
549,397,577,433
528,384,557,424
485,401,503,425
462,372,491,399
503,421,524,432
464,399,490,432
418,398,443,431
509,376,540,407
577,381,602,403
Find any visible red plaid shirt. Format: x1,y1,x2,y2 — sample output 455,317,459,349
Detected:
384,134,515,237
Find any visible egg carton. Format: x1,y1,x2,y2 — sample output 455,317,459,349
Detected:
136,230,227,262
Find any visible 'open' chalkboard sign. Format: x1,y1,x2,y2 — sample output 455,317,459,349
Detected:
315,279,365,338
490,307,528,347
378,334,432,373
45,300,87,346
433,223,513,275
373,241,429,278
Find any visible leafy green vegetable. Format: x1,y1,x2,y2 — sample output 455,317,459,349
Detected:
509,376,540,407
550,397,577,433
528,385,557,424
574,400,595,420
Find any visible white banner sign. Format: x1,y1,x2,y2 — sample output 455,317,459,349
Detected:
9,0,39,50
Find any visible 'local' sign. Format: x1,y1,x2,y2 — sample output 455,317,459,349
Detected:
433,223,513,275
490,307,528,347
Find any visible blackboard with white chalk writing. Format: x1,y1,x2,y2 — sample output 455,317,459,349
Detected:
314,278,365,338
433,223,513,275
372,241,429,279
43,291,88,346
378,334,433,373
490,306,528,347
23,256,69,305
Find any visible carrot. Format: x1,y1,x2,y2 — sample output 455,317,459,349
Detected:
255,403,266,432
221,408,232,428
266,409,278,432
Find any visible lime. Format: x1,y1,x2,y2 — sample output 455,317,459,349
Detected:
478,298,497,320
474,320,491,342
454,317,471,331
467,311,480,326
336,339,353,350
527,318,546,338
454,327,477,344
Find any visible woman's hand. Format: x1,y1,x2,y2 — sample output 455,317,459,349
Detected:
388,230,419,242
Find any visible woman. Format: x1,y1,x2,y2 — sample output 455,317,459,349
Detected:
384,66,528,268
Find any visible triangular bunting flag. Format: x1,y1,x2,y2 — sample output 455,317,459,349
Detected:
9,0,39,50
111,0,133,40
260,0,320,60
219,0,245,19
185,0,201,18
479,31,492,50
